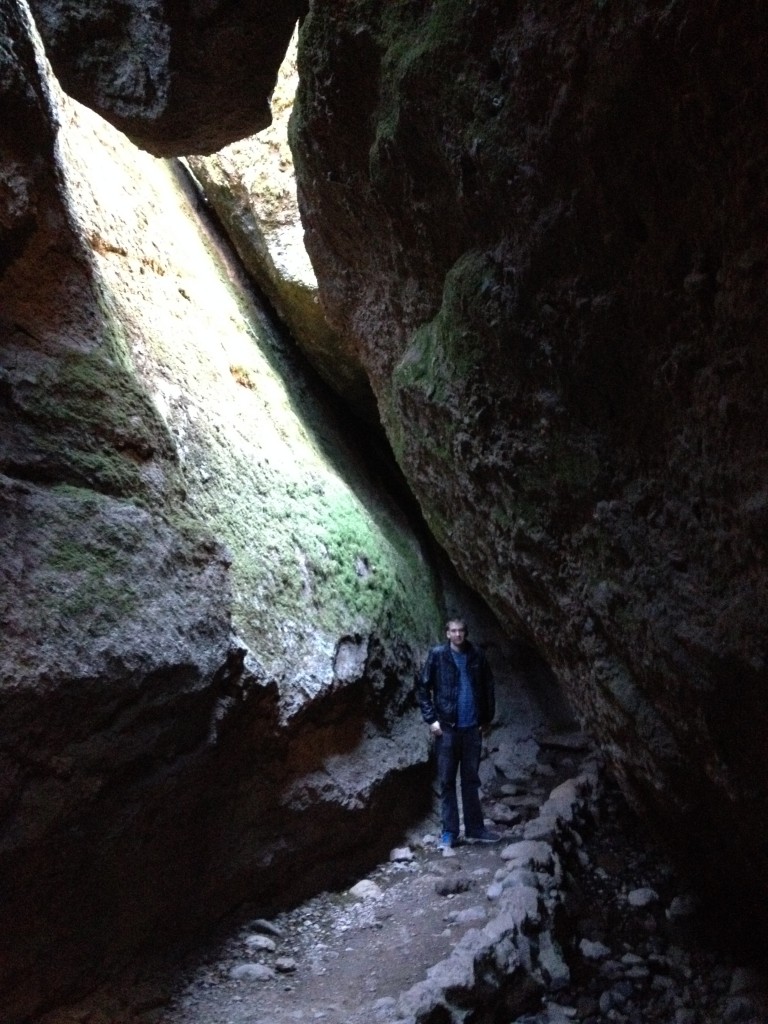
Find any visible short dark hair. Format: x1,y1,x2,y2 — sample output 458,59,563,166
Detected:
445,617,467,631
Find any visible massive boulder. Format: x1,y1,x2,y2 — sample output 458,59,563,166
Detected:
0,11,442,1020
26,0,306,155
290,0,768,921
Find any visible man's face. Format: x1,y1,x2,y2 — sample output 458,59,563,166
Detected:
446,622,467,648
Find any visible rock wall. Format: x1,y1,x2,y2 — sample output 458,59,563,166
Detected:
0,8,444,1020
289,0,768,923
183,33,376,420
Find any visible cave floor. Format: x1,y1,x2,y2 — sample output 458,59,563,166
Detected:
160,833,521,1024
37,738,768,1024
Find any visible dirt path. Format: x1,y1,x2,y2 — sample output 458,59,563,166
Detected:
160,835,519,1024
156,746,574,1024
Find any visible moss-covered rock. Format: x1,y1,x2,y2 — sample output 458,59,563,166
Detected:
0,26,442,1019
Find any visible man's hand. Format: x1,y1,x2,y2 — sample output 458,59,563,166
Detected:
430,721,442,737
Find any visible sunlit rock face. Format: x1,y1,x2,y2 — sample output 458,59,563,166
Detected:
26,0,306,155
0,11,440,1019
184,34,375,419
292,2,768,921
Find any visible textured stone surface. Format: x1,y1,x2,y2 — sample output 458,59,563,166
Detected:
291,0,768,920
26,0,306,155
185,34,374,418
0,15,441,1020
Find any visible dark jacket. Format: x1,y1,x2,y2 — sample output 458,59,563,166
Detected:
416,640,495,728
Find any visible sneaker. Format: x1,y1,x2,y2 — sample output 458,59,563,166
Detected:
439,831,457,849
466,828,501,844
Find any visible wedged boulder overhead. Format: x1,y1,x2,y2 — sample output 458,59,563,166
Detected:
291,0,768,918
26,0,306,155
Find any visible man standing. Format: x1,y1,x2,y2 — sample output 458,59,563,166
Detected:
416,618,500,848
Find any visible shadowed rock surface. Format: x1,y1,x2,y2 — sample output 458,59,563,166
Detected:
26,0,307,155
290,0,768,922
0,13,444,1020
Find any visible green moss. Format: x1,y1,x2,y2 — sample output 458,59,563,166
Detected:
42,101,443,664
43,512,141,627
395,249,504,397
187,433,438,659
24,346,178,501
385,249,504,468
377,0,474,96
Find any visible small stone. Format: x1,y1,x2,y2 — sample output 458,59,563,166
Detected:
544,1003,578,1020
487,801,521,824
486,881,503,901
349,879,383,900
624,965,650,980
627,887,659,908
450,905,486,925
498,866,539,889
580,939,611,961
598,990,615,1014
230,963,275,982
621,953,644,966
666,894,699,921
538,929,570,990
275,957,298,974
249,917,283,938
245,933,276,953
499,839,554,870
390,846,414,862
499,782,523,796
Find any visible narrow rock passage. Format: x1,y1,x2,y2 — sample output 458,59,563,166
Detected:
162,838,523,1023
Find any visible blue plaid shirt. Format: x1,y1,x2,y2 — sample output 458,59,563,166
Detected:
451,649,478,727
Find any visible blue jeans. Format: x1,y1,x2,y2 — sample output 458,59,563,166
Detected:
436,725,484,837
